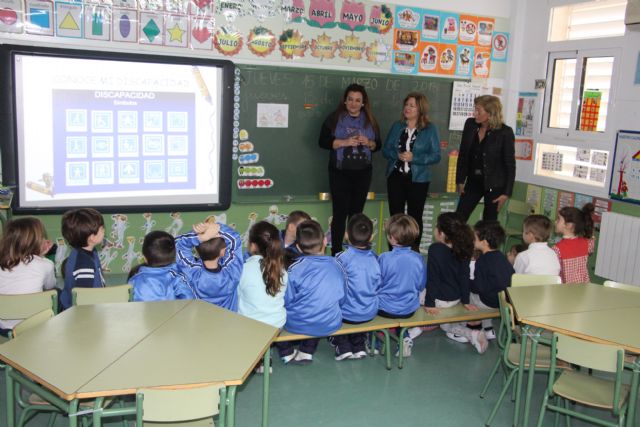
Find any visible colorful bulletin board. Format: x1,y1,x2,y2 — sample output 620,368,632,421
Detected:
610,130,640,204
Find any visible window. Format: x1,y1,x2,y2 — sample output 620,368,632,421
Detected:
535,143,609,187
548,0,627,41
544,50,617,135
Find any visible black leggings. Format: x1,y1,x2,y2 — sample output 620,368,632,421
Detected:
456,179,504,222
328,168,372,256
387,170,429,251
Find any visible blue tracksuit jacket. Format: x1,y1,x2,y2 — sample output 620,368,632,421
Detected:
378,246,427,316
335,245,380,322
129,263,196,302
284,255,346,336
175,223,243,311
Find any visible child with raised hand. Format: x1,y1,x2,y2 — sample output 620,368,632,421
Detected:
424,212,478,343
175,220,243,311
553,203,595,284
333,213,381,361
378,214,426,356
128,231,196,302
238,221,287,329
514,214,560,275
277,220,345,365
0,217,56,333
60,208,106,310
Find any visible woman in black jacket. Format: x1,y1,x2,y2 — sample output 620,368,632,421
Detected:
455,95,515,221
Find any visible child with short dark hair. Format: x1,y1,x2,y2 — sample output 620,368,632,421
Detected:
378,214,426,356
277,220,345,364
553,204,595,284
60,208,105,310
333,213,381,360
282,210,312,269
0,217,56,333
128,231,195,301
514,214,560,275
467,220,514,352
507,243,527,265
175,221,243,311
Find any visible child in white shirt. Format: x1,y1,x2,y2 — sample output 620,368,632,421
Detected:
514,215,560,276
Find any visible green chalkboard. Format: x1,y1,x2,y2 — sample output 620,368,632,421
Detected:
235,64,461,201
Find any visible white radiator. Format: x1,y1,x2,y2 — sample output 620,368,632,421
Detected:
595,212,640,286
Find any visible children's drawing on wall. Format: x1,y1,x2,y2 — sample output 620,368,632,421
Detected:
54,237,69,274
516,92,537,137
99,239,118,272
205,213,228,225
264,205,287,225
257,103,289,128
110,213,129,248
141,212,156,235
610,131,640,203
121,235,142,273
165,212,184,237
241,212,259,246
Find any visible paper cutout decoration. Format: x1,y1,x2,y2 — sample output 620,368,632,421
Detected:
238,166,265,177
247,26,276,57
307,0,335,28
250,0,276,22
338,33,365,61
214,27,243,56
138,0,163,11
112,7,137,42
458,15,477,45
237,178,273,189
165,14,189,47
281,0,304,23
112,0,136,8
365,38,390,65
473,47,491,78
491,32,509,62
165,0,188,14
396,6,419,29
477,17,494,46
368,3,392,34
190,17,213,48
238,153,259,164
439,12,458,41
338,0,366,32
190,0,214,16
84,4,110,40
0,0,24,33
25,0,54,35
421,9,439,41
310,32,337,60
139,11,163,44
238,141,254,152
279,29,307,59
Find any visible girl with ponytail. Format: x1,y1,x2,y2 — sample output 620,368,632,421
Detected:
237,221,287,329
553,203,595,284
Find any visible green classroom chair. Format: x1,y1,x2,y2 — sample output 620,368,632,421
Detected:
72,284,133,306
536,333,630,427
9,309,53,339
501,200,534,252
603,280,640,292
480,296,570,427
511,274,561,287
135,383,227,427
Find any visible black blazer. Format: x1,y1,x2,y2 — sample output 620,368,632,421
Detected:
455,117,516,196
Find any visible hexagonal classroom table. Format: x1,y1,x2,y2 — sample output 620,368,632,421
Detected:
0,300,279,427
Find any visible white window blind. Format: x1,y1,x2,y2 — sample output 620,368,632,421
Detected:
549,0,627,41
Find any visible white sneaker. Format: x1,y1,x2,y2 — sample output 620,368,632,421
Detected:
350,350,368,359
395,337,413,357
254,365,273,374
484,328,496,340
471,330,489,354
293,350,313,365
334,347,353,361
281,350,297,365
446,332,470,343
407,326,423,339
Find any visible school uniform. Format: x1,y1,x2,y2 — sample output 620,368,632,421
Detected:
175,223,243,311
277,255,345,357
470,250,514,328
514,242,561,276
129,263,196,302
60,248,104,310
378,246,426,318
333,245,381,355
237,255,287,328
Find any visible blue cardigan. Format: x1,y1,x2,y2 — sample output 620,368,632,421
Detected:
382,121,441,183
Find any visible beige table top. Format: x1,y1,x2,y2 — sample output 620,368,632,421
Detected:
508,283,640,319
0,300,278,400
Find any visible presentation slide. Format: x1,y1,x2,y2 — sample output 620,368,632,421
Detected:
12,53,227,210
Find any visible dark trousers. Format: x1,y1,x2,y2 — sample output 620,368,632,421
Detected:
332,319,369,354
275,338,319,357
377,309,415,320
387,170,430,251
329,168,372,256
456,179,504,222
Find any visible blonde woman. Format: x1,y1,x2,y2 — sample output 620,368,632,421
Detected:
455,95,515,221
